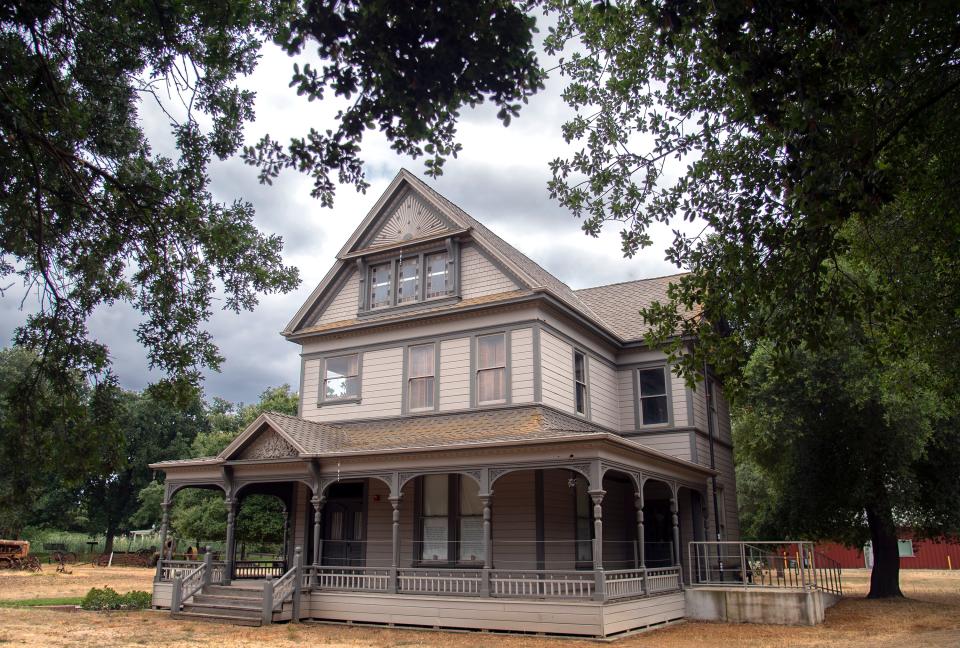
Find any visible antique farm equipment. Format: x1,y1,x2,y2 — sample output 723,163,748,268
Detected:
0,540,41,571
94,547,154,567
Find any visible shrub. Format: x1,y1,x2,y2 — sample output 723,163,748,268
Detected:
80,587,151,611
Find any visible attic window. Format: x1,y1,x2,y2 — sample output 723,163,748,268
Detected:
362,245,456,312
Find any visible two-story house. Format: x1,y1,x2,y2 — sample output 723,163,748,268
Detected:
150,169,739,636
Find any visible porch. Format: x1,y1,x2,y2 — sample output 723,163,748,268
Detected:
148,409,714,636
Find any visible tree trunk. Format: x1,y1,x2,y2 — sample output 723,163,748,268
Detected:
866,505,903,598
104,530,115,555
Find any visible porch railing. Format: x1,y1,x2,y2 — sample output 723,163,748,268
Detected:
233,559,286,579
490,570,594,599
688,541,842,596
261,547,303,625
645,566,682,593
158,558,226,584
398,568,482,595
311,566,391,592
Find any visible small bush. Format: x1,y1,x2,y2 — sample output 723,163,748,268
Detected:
80,587,151,611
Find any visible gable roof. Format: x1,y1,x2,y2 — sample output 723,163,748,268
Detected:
575,273,695,341
283,169,689,343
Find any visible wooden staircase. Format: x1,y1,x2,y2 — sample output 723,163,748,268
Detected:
171,583,267,626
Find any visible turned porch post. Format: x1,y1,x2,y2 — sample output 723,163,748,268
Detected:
480,492,493,596
224,497,237,585
634,490,645,569
590,489,606,601
389,495,401,593
670,490,682,580
154,500,171,582
311,495,325,585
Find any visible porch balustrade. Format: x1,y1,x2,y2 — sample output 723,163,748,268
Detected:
232,559,286,579
310,566,391,592
157,559,227,583
490,569,594,598
398,568,483,595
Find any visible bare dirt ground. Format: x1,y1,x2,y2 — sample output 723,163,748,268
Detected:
0,568,957,647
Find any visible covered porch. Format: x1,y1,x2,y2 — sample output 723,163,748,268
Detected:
149,408,714,636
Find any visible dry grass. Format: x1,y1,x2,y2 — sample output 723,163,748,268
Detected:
0,564,154,601
0,569,957,647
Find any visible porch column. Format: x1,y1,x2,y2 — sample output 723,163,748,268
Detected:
154,500,171,582
389,495,401,594
480,493,492,596
589,489,606,601
634,491,645,569
224,497,237,586
281,505,289,565
670,492,682,578
311,495,325,570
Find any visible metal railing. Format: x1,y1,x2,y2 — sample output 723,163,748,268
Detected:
688,541,842,596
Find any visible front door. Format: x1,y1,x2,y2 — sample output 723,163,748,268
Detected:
322,482,365,566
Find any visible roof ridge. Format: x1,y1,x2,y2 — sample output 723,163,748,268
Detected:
575,271,689,293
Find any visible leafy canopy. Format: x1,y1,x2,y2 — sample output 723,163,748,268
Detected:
545,0,960,386
1,0,544,394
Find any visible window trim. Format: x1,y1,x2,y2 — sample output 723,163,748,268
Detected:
472,331,511,407
414,474,484,567
357,240,459,315
573,349,590,418
633,364,673,428
317,352,363,406
403,342,440,414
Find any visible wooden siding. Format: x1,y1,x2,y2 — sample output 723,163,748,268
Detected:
617,369,635,431
602,475,637,570
589,359,619,430
633,432,692,462
301,347,403,422
491,471,537,569
460,244,518,299
671,373,688,427
439,337,471,411
314,269,359,326
304,591,685,637
543,468,577,569
511,327,534,404
696,436,740,541
152,582,172,608
366,478,393,568
540,329,574,413
292,482,307,558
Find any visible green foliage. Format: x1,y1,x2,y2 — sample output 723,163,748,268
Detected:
80,588,151,611
544,0,960,389
1,0,544,398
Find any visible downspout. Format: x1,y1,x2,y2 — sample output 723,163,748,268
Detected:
703,354,724,579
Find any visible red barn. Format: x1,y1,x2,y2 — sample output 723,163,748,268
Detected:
817,533,960,570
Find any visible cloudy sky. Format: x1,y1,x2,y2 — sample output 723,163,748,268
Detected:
0,21,691,406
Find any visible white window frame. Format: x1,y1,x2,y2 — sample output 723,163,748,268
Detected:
319,353,362,405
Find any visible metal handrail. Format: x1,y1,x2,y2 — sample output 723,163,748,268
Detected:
688,541,842,596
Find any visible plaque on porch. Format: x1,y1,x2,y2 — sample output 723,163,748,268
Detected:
238,429,299,460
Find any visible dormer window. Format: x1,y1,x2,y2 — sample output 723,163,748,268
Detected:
360,243,457,313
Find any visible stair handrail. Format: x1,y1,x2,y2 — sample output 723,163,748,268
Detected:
262,546,302,625
170,554,208,613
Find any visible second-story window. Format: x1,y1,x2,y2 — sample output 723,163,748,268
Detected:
324,354,360,401
369,262,392,308
574,351,587,415
408,343,436,411
637,367,669,424
397,257,420,304
476,333,506,404
425,252,450,298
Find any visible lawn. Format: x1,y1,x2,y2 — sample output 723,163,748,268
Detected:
0,568,956,647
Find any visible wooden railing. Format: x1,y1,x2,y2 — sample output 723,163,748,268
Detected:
490,570,594,599
645,566,682,593
170,562,205,612
398,568,482,595
158,559,226,583
604,569,646,599
261,547,303,625
233,559,286,579
311,566,391,592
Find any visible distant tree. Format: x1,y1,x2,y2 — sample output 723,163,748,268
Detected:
1,0,544,401
734,330,960,598
81,390,207,553
0,347,121,538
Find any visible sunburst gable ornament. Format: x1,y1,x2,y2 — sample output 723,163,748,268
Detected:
371,193,447,246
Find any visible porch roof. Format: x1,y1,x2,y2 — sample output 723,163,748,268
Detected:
150,406,715,479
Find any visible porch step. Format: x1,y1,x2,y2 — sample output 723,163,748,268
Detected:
202,584,265,599
171,610,262,627
182,601,262,619
191,593,264,608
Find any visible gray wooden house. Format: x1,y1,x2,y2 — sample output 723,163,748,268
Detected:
150,169,743,636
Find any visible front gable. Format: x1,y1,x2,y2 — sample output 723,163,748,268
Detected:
219,414,306,461
285,170,535,336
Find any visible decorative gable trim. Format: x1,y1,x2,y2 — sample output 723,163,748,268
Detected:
218,413,308,461
366,190,450,248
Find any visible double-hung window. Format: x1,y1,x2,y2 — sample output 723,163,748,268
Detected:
408,344,436,411
420,474,449,561
637,367,669,425
323,354,360,401
574,476,593,565
418,475,483,563
368,263,392,309
574,351,588,415
476,333,506,404
364,249,454,311
396,257,420,304
425,252,450,298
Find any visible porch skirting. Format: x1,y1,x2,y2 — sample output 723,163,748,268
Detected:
306,590,686,637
